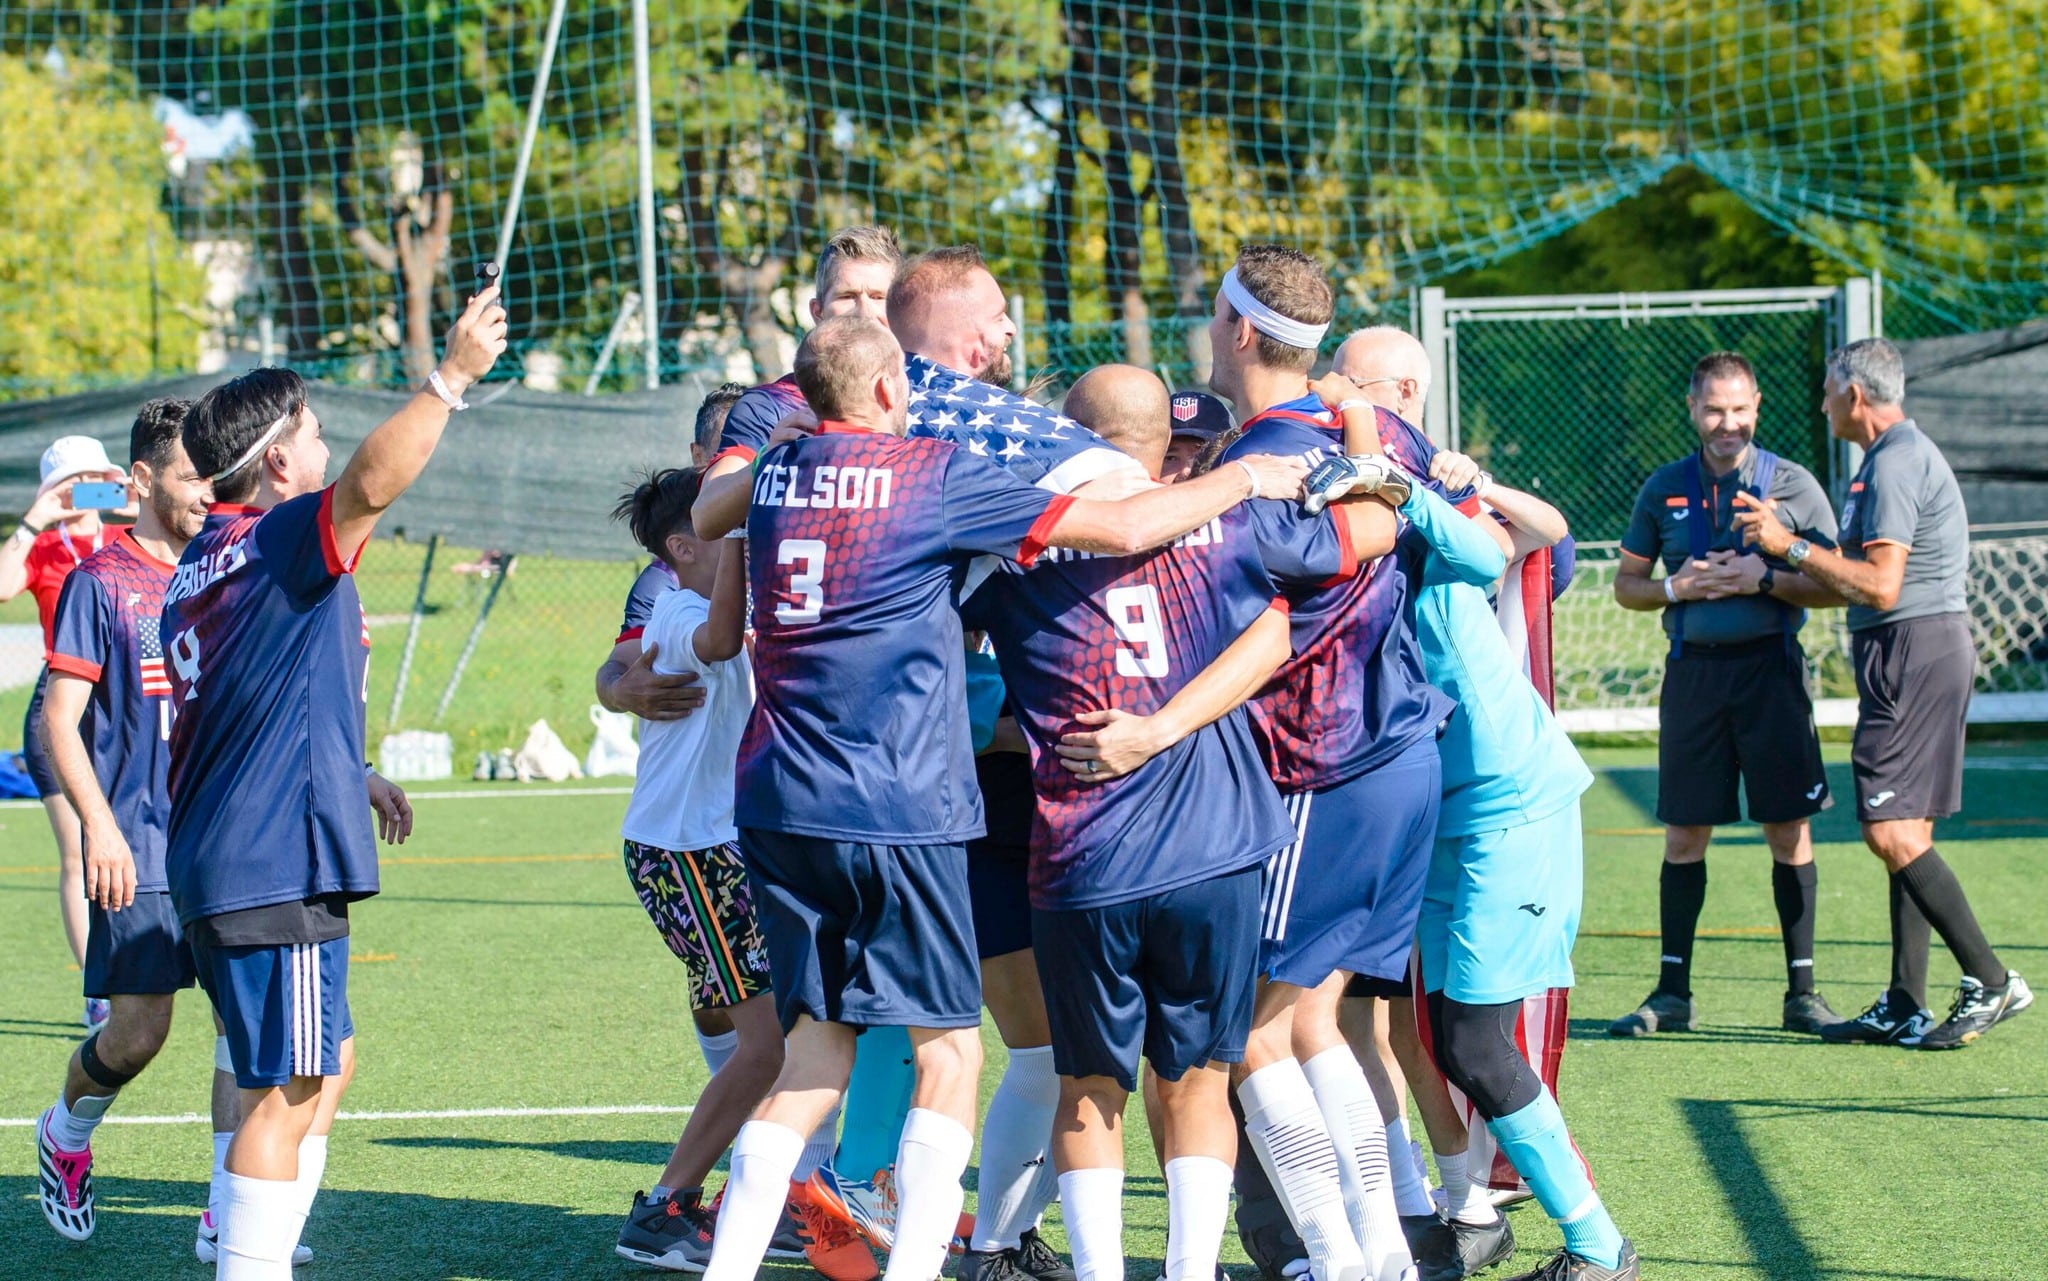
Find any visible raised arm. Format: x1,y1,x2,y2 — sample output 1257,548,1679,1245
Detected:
1047,453,1306,555
691,454,754,541
692,540,748,665
328,287,506,555
1055,604,1293,782
40,674,134,910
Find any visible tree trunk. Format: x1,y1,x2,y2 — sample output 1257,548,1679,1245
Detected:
1093,34,1150,370
1150,13,1208,381
394,189,454,383
1040,8,1084,359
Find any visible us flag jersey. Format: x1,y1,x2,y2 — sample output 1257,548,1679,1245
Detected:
46,534,180,891
160,488,379,926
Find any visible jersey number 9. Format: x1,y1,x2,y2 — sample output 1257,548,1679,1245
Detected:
1105,584,1168,679
169,626,202,701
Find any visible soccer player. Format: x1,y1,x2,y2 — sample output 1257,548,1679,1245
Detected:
1201,246,1449,1281
1736,337,2030,1049
161,287,503,1279
1608,351,1844,1038
2,434,132,1025
696,316,1306,1281
965,363,1399,1281
33,400,208,1242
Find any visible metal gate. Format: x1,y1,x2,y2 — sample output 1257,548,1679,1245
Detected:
1414,282,1878,543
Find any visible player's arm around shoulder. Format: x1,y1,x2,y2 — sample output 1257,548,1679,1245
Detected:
1050,452,1306,556
329,286,507,554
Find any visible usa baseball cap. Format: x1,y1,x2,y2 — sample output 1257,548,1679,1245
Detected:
37,436,120,496
1169,389,1233,441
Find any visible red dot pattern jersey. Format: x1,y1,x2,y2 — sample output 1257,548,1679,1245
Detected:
710,373,808,468
736,426,1072,844
159,488,378,925
1218,398,1466,793
962,497,1360,911
44,534,179,890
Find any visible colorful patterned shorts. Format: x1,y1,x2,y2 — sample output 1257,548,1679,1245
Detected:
623,839,773,1010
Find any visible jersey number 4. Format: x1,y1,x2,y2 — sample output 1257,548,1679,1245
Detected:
1106,584,1168,678
775,538,827,624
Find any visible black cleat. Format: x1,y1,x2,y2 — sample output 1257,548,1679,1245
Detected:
960,1247,1040,1281
1916,971,2032,1050
1819,989,1933,1046
1015,1228,1078,1281
1418,1213,1517,1281
1781,990,1844,1034
1503,1240,1638,1281
1404,1213,1454,1271
1607,990,1696,1037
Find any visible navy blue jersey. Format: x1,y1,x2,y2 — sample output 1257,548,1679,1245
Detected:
46,534,178,890
1219,398,1459,791
161,489,377,924
965,499,1357,909
616,559,676,644
712,374,809,464
737,426,1072,844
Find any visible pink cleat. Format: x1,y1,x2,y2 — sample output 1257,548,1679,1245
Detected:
36,1107,94,1241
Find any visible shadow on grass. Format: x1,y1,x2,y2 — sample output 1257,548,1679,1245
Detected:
1569,1018,1819,1046
373,1133,676,1166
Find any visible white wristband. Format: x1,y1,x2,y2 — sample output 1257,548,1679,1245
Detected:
1235,459,1262,495
1335,398,1372,415
427,369,469,412
1663,576,1679,604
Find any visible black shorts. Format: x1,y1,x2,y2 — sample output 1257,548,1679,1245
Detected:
1344,973,1410,1000
1851,614,1972,822
968,841,1033,960
22,668,60,799
738,829,982,1033
1657,638,1831,827
1031,865,1261,1091
83,891,198,998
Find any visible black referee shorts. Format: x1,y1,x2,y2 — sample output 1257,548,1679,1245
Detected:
1657,636,1831,827
1851,613,1973,822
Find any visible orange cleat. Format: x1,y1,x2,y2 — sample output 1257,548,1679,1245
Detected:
787,1179,880,1281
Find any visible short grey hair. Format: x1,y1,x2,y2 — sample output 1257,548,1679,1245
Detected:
1828,337,1905,408
1334,325,1432,409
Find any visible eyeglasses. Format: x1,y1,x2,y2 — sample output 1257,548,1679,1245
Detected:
1348,376,1404,388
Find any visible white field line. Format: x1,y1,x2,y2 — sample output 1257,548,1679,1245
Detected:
0,1103,691,1128
0,786,633,811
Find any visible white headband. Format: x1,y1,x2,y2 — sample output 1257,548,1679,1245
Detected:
1221,267,1329,351
207,411,294,485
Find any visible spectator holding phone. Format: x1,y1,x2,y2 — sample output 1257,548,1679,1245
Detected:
2,436,134,1027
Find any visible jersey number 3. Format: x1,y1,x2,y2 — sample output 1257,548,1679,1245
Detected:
1106,584,1168,678
775,538,827,624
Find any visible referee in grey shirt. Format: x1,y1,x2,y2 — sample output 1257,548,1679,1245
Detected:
1737,337,2031,1050
1608,352,1843,1040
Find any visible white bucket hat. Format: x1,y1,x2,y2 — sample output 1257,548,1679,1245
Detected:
38,436,121,496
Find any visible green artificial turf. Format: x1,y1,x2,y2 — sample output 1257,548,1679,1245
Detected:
2,750,2043,1280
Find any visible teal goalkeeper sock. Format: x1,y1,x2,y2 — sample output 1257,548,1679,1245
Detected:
833,1026,916,1180
1486,1090,1623,1269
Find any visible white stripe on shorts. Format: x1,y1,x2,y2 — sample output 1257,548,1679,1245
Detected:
290,943,322,1078
1261,791,1314,944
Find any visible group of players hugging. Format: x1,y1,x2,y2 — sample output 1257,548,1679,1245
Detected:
32,227,1632,1281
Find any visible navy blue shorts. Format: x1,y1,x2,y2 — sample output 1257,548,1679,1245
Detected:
83,891,197,998
192,934,353,1089
739,829,982,1033
968,843,1033,960
1259,735,1441,989
1032,865,1262,1091
22,669,60,798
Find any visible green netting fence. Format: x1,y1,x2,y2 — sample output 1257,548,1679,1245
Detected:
4,1,2046,400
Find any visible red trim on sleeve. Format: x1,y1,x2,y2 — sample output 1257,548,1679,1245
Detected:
316,485,366,576
711,444,758,468
1321,507,1363,587
1267,596,1291,617
46,653,103,682
1454,495,1484,517
1016,494,1077,568
616,626,646,645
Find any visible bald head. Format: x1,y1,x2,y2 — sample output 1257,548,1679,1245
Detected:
1332,326,1432,422
1063,365,1172,476
793,315,909,431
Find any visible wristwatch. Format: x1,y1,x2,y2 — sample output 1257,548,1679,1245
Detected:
1757,564,1777,596
1786,538,1812,566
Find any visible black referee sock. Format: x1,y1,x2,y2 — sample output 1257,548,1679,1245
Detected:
1772,861,1818,997
1658,860,1708,999
1896,848,2007,989
1888,871,1931,1009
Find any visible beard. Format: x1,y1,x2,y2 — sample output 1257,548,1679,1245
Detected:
974,348,1013,389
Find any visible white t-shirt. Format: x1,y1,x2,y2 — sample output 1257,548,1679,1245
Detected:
619,587,753,851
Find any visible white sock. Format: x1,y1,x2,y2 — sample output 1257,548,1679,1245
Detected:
1435,1150,1496,1226
217,1173,307,1280
208,1132,233,1230
969,1045,1060,1251
703,1121,807,1281
882,1109,973,1281
1385,1119,1435,1218
793,1101,842,1183
47,1093,112,1150
292,1134,328,1241
1239,1060,1368,1281
1056,1167,1125,1281
697,1028,740,1077
1164,1156,1233,1281
1301,1048,1412,1280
